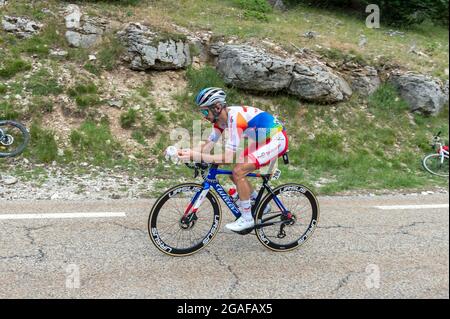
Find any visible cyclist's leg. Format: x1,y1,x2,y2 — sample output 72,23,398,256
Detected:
246,130,288,169
230,140,259,197
225,162,258,231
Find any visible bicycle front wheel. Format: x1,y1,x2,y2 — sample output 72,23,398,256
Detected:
255,183,319,252
148,183,222,256
0,120,30,158
422,153,449,177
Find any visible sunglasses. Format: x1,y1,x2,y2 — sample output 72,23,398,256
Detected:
200,109,210,117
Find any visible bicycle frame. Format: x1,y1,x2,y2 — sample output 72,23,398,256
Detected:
436,143,449,163
182,165,289,220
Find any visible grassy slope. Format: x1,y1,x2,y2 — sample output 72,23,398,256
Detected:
0,0,448,195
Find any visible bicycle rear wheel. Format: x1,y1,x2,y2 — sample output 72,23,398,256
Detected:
148,183,222,256
254,184,319,252
0,120,30,158
422,153,449,177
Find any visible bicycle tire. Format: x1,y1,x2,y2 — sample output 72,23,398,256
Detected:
0,120,30,158
148,183,222,257
422,153,449,177
254,183,319,252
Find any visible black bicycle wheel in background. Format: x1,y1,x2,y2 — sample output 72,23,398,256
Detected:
148,183,222,256
0,120,30,158
254,183,319,252
422,154,449,177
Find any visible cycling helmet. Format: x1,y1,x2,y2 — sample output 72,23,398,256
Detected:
195,87,226,108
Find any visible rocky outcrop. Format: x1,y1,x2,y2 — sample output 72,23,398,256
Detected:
215,45,294,91
118,23,191,71
288,64,352,102
64,4,107,48
1,16,43,38
342,64,381,95
213,44,352,103
389,72,448,115
444,80,449,104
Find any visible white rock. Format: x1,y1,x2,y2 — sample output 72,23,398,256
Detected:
3,176,18,185
65,4,82,29
50,193,60,200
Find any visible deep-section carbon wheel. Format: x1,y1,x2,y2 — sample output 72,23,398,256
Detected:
0,120,30,158
422,154,449,177
148,183,222,256
254,183,319,252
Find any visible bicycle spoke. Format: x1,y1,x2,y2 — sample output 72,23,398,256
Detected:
149,185,219,255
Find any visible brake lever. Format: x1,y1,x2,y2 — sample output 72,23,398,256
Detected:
194,167,199,178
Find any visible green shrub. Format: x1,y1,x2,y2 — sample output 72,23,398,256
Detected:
69,120,120,165
75,95,101,109
84,63,101,76
0,59,32,79
232,0,273,13
68,82,101,109
72,0,141,5
97,36,125,71
0,84,7,95
186,66,226,94
154,111,168,125
243,10,270,22
26,69,63,96
28,122,58,163
120,108,138,129
368,84,410,118
284,0,449,27
0,101,20,120
29,97,53,116
68,82,98,96
131,130,146,145
231,0,272,21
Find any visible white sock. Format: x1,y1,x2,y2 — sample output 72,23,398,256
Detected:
240,200,253,221
237,192,257,207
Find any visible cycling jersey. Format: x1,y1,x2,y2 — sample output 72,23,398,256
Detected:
208,106,284,151
208,106,288,168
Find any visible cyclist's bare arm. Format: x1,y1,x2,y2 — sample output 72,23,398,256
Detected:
179,148,235,165
192,140,216,154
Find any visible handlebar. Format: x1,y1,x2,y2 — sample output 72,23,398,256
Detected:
185,162,215,178
430,131,446,149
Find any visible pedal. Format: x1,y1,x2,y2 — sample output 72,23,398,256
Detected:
271,169,281,180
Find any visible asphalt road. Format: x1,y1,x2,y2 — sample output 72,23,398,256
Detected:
0,193,448,299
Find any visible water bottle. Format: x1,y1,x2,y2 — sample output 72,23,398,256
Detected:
228,188,239,203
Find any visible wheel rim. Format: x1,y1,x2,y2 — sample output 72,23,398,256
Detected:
424,154,449,177
256,185,318,250
149,185,220,255
0,121,29,157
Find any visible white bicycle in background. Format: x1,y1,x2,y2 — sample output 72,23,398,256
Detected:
422,131,449,177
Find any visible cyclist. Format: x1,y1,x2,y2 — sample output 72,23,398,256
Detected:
178,87,289,232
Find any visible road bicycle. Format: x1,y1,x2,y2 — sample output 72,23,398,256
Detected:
148,157,320,257
422,131,449,177
0,120,30,158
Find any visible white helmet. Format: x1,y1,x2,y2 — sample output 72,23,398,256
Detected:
195,87,226,108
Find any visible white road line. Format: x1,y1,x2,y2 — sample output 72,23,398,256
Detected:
374,204,449,210
0,212,127,220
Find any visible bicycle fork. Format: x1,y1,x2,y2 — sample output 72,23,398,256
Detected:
180,186,210,228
